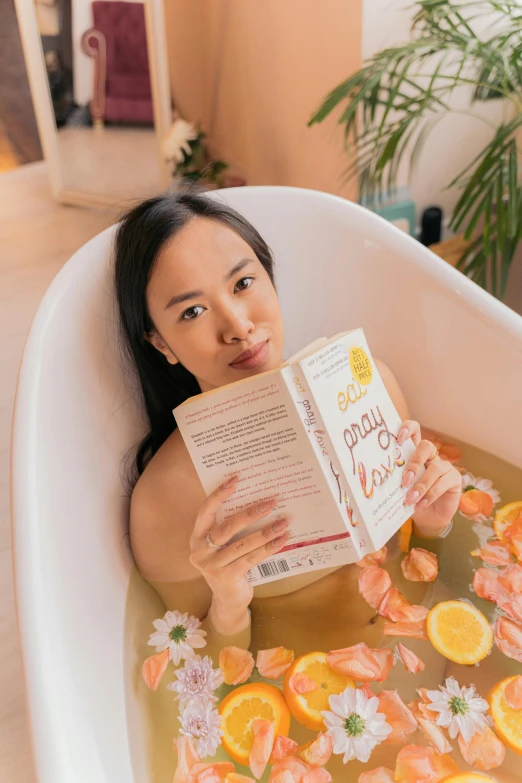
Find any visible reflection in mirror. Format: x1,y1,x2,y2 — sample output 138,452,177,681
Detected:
34,0,164,204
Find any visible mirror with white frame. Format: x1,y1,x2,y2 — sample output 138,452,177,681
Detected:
15,0,172,208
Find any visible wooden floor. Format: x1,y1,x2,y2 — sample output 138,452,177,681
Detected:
0,162,115,783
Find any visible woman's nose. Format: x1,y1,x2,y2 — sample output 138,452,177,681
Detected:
220,305,255,343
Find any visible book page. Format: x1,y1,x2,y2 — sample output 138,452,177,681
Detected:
298,330,420,550
173,373,356,584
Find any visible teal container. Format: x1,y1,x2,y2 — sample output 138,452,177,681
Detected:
359,187,416,237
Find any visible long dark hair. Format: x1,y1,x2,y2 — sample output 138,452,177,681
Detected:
114,190,275,485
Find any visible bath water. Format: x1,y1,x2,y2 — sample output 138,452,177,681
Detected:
124,431,522,782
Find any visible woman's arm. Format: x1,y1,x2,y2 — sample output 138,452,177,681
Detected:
149,576,252,665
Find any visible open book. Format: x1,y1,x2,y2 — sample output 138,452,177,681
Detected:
173,329,419,585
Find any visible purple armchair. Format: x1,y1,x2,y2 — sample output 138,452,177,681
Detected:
81,1,153,126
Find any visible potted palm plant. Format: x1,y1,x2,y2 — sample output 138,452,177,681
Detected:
309,0,522,299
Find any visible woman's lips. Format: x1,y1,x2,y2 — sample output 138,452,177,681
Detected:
229,339,270,370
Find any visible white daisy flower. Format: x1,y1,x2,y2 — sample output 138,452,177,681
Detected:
179,700,223,759
162,118,198,164
148,610,207,666
460,472,501,522
168,655,224,709
426,676,491,743
322,686,392,764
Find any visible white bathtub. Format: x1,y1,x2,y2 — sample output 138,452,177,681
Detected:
11,186,522,783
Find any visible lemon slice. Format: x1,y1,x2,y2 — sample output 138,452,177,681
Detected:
427,600,493,665
283,651,355,731
218,682,290,765
488,676,522,756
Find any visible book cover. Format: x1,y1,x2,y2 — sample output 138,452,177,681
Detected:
173,329,419,584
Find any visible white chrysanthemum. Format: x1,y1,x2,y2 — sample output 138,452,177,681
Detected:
426,676,491,743
322,686,392,764
148,610,206,666
179,700,223,758
168,655,224,709
460,472,501,521
162,118,198,163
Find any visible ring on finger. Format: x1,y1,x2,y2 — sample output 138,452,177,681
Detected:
206,532,223,549
425,447,439,464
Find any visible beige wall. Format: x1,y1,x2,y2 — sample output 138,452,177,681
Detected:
164,0,361,200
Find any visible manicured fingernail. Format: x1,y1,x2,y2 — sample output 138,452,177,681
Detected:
273,532,290,546
402,470,414,488
272,518,288,532
397,428,408,444
257,498,276,513
405,490,420,505
222,474,239,488
415,499,429,511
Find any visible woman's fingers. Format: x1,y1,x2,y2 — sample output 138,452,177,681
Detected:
192,473,241,538
403,458,452,508
226,530,293,579
397,420,421,447
208,517,291,569
202,495,280,550
410,468,460,513
401,436,439,489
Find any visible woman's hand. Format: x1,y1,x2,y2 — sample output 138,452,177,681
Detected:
397,420,462,537
189,474,290,634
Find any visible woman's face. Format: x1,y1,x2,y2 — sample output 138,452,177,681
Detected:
146,217,286,392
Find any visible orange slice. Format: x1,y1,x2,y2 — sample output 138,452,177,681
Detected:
440,774,497,782
493,500,522,543
283,651,355,731
218,682,290,766
426,601,493,665
488,676,522,756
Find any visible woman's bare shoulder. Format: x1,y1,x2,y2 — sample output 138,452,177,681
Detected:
129,429,206,582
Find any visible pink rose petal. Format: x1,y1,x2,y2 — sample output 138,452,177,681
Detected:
471,540,514,567
249,719,274,780
296,732,333,767
417,718,452,754
327,643,393,683
379,589,429,623
270,735,299,763
458,727,505,770
394,744,455,782
377,690,418,744
505,675,522,709
268,757,314,783
356,547,388,567
173,736,201,783
358,769,395,783
401,548,439,582
219,646,255,685
358,566,392,609
472,567,511,605
256,647,294,679
187,763,236,783
396,643,425,674
288,673,319,695
383,620,428,640
142,649,170,691
498,563,522,594
493,616,522,662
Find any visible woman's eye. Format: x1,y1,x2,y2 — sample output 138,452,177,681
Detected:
235,276,255,291
180,305,204,321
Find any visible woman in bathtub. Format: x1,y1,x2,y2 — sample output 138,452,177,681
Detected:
114,190,476,776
